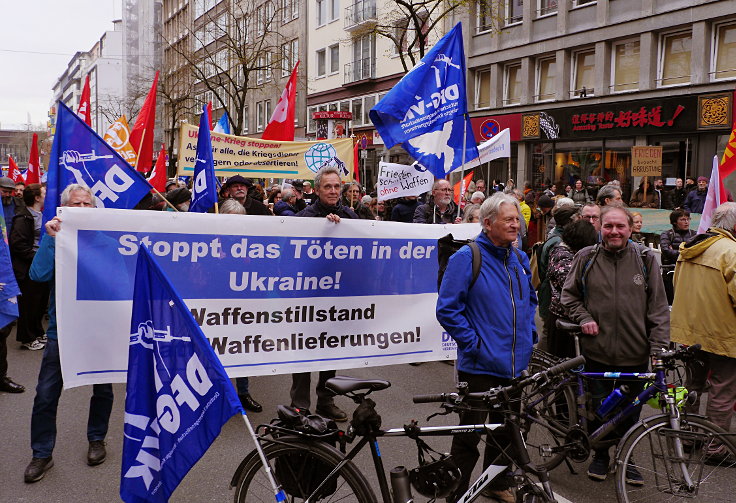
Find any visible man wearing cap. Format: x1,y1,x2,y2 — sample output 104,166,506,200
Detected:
221,175,271,215
684,176,708,214
291,166,356,421
165,179,179,193
289,180,308,212
532,194,555,243
1,176,24,236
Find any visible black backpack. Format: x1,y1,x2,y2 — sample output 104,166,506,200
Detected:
437,234,481,292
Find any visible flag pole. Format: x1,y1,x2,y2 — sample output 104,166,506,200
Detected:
214,201,219,214
456,115,468,220
240,413,284,501
151,186,179,211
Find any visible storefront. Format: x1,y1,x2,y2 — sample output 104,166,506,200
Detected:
516,92,733,199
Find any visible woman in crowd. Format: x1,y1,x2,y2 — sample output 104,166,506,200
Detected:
368,198,387,220
546,219,598,358
660,209,696,304
568,179,591,206
341,182,373,219
10,184,50,351
461,203,481,224
630,211,645,244
629,179,659,208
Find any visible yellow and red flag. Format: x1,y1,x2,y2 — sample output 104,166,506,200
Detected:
103,115,138,167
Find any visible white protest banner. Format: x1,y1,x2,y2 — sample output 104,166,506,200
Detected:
377,161,435,201
55,208,479,388
464,128,511,169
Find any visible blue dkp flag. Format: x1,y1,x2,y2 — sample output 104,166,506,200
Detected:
189,107,218,213
213,112,231,134
44,101,152,225
120,245,243,503
369,23,478,178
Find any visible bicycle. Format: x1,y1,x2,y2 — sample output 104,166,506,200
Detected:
230,355,586,503
521,320,736,502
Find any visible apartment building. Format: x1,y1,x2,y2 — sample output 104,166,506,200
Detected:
466,0,736,197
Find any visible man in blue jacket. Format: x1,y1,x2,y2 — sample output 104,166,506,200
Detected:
23,184,114,483
437,192,537,503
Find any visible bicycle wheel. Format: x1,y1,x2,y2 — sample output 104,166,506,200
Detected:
615,415,736,503
521,377,579,471
232,437,377,503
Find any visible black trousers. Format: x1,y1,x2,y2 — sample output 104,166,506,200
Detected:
585,358,648,458
0,323,10,377
290,370,336,410
15,276,49,344
449,371,519,502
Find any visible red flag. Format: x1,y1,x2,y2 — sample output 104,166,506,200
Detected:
353,141,360,184
77,75,92,126
148,144,168,193
7,156,24,184
25,133,41,184
207,101,214,130
130,71,160,174
262,61,299,141
454,171,474,205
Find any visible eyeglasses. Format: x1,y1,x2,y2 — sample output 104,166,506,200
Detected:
435,188,453,193
581,215,600,221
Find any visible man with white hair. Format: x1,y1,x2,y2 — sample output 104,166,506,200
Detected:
413,179,462,224
672,202,736,438
24,184,114,483
470,191,485,205
437,192,537,503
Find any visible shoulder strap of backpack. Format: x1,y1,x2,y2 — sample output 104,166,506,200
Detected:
468,241,482,289
580,244,600,301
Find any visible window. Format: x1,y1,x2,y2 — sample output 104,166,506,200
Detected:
307,105,317,133
329,44,340,73
573,49,595,96
265,100,272,124
476,69,491,108
537,57,556,101
364,95,375,124
257,55,265,84
504,64,521,105
713,23,736,80
243,105,249,133
573,0,595,6
506,0,523,26
477,0,492,33
282,39,298,76
659,32,692,86
265,52,272,82
538,0,557,16
257,101,265,131
351,98,363,126
316,0,327,25
613,40,639,92
317,48,326,76
329,0,339,21
282,0,299,23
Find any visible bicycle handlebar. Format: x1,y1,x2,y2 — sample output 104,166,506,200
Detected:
412,355,586,405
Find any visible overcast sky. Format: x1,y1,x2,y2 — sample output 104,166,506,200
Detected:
0,1,119,129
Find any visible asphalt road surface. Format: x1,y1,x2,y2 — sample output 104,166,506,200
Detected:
1,328,730,503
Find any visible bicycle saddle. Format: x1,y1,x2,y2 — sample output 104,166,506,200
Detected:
324,376,391,395
556,319,581,332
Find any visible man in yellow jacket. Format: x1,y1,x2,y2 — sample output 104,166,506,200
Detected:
671,202,736,432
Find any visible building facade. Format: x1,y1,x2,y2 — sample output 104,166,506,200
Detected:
467,0,736,197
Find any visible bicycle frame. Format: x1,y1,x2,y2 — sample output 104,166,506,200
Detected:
257,417,555,503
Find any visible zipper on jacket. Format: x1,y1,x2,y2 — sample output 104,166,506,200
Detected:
514,267,523,300
504,250,517,376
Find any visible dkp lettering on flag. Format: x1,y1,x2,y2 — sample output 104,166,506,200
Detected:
120,245,242,503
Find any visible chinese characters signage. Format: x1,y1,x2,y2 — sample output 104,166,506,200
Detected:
631,146,662,177
571,106,684,133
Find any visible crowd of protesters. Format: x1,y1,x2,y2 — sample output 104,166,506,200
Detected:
2,168,735,494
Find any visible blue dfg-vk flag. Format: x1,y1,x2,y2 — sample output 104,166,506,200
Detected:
44,101,152,225
369,23,477,178
120,245,243,503
0,215,20,329
189,106,218,213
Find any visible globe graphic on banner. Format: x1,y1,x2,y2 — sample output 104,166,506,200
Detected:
304,143,337,173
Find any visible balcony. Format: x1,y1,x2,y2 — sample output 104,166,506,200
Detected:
344,58,376,85
344,1,377,31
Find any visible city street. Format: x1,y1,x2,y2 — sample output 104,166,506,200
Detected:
3,328,633,503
